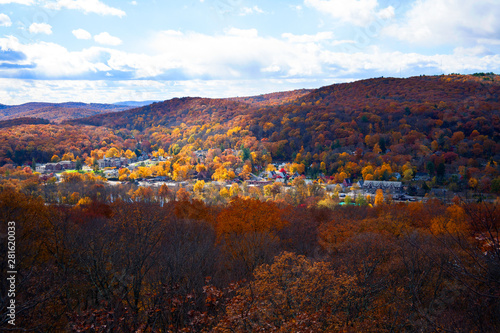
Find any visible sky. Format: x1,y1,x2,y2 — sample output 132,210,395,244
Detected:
0,0,499,104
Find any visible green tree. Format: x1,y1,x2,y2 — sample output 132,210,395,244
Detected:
437,163,446,179
75,158,82,171
426,161,435,176
241,146,251,161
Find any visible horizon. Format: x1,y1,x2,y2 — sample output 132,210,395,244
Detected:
1,0,500,104
0,72,497,106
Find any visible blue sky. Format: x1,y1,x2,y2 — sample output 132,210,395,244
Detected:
0,0,499,104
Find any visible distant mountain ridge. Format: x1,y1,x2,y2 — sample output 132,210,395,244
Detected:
0,102,139,123
114,100,160,107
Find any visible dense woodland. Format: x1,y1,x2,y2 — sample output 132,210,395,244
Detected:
0,102,132,123
0,117,50,129
0,184,499,332
0,74,499,331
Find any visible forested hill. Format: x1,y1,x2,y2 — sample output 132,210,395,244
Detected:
0,102,133,123
67,74,500,160
0,117,50,128
65,89,312,130
66,97,252,131
3,74,499,183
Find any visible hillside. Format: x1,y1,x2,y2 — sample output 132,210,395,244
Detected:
113,100,160,107
229,88,312,107
2,74,499,190
0,117,50,129
67,74,500,159
0,102,134,123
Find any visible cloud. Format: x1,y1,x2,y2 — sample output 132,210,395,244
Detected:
304,0,394,26
239,6,264,16
0,49,27,61
45,0,126,17
0,78,336,104
0,36,116,79
282,31,334,43
1,28,500,89
94,32,122,46
148,28,326,78
29,22,52,34
0,0,35,4
0,13,12,27
72,28,91,40
384,0,500,46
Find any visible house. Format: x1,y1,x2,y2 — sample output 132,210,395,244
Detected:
42,161,75,172
362,180,402,194
104,169,119,179
247,180,273,186
430,188,448,198
194,150,208,160
98,157,129,169
414,172,431,181
343,178,353,188
59,160,76,170
44,163,57,172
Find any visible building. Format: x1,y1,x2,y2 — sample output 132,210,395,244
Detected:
104,169,119,179
194,150,208,160
343,178,353,188
39,160,76,173
362,180,402,194
98,157,129,169
59,161,76,170
414,172,431,181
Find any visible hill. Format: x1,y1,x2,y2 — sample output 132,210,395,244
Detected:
0,102,135,123
113,100,160,107
2,74,499,190
67,74,500,160
0,117,50,129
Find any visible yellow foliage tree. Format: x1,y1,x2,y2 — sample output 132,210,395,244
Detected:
239,164,252,180
105,147,120,158
374,189,384,206
193,180,205,194
61,152,74,161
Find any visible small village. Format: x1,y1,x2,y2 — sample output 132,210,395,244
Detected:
30,148,459,204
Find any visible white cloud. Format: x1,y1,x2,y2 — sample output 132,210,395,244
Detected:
130,1,137,5
0,0,35,4
0,13,12,27
72,28,91,40
305,0,394,26
384,0,500,46
45,0,126,17
239,6,264,16
225,27,259,38
29,22,52,34
453,46,492,57
282,31,334,43
0,77,336,105
148,28,326,78
0,36,112,78
94,32,122,46
1,28,500,98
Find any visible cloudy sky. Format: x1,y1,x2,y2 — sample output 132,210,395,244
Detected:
0,0,499,104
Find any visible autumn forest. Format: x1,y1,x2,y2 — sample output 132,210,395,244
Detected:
1,74,499,332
